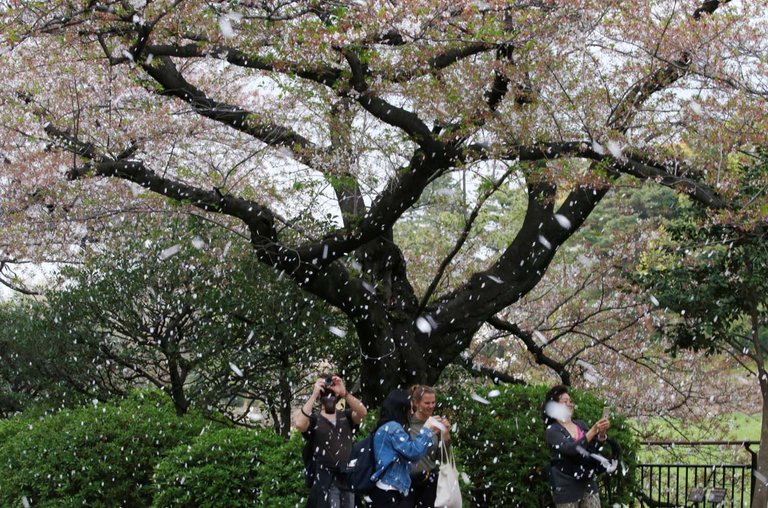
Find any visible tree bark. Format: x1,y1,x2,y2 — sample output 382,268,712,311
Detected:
753,392,768,508
750,290,767,508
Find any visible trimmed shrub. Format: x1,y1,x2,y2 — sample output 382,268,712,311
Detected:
0,391,208,507
440,384,639,507
152,427,305,507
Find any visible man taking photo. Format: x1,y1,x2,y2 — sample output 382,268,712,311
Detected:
295,375,368,508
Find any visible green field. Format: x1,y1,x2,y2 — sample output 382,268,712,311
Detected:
633,412,761,464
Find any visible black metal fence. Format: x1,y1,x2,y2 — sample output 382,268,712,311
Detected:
633,441,759,508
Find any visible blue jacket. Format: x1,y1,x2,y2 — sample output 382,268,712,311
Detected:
372,421,433,495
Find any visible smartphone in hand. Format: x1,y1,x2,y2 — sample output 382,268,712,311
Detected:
602,406,610,419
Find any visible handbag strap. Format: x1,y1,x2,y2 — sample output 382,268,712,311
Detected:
439,437,455,468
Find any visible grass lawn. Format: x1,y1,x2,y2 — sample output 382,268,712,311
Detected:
722,412,762,441
633,412,761,464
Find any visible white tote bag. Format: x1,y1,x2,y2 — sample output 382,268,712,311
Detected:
434,439,462,508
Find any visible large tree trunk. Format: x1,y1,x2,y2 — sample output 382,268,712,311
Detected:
750,290,767,508
278,352,293,438
292,178,609,403
751,381,768,508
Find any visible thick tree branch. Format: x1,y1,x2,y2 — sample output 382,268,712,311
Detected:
140,56,317,165
609,0,731,132
456,353,527,385
608,54,691,133
487,316,573,385
693,0,730,19
464,141,726,209
327,99,367,229
422,165,613,370
293,149,448,263
390,42,494,82
145,43,343,87
342,48,438,151
418,165,517,312
44,123,278,241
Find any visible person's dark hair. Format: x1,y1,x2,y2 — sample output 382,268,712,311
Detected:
542,384,570,427
377,389,411,429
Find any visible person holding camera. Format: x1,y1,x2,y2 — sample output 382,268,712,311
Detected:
403,385,451,508
543,385,610,508
295,375,368,508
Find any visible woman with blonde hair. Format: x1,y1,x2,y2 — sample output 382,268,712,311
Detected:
369,389,442,507
403,385,451,508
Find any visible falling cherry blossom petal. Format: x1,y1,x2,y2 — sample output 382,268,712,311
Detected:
229,362,244,377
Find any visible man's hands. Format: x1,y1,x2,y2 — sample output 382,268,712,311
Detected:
326,375,347,398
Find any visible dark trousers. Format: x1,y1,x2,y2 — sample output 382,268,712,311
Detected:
401,471,438,508
307,466,354,508
369,487,404,507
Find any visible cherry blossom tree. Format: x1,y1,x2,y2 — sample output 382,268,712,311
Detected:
0,0,766,411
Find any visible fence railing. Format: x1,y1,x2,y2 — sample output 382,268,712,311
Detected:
633,441,759,508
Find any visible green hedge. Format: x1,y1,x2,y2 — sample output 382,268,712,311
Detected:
440,384,639,507
0,390,306,507
152,427,304,507
0,386,638,507
0,391,209,507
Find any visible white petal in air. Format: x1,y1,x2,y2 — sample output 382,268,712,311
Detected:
607,140,623,159
584,371,600,384
219,17,235,38
538,235,552,249
689,101,704,115
461,472,471,485
554,214,572,230
191,236,206,250
533,330,548,344
229,362,244,377
159,244,181,260
470,392,490,404
329,326,346,338
416,317,432,334
487,389,501,398
592,141,605,155
650,295,660,306
487,275,504,284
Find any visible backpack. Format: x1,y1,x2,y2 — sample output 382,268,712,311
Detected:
346,428,399,494
346,433,378,494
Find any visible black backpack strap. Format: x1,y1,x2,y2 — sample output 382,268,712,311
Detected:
302,412,319,487
303,412,318,437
